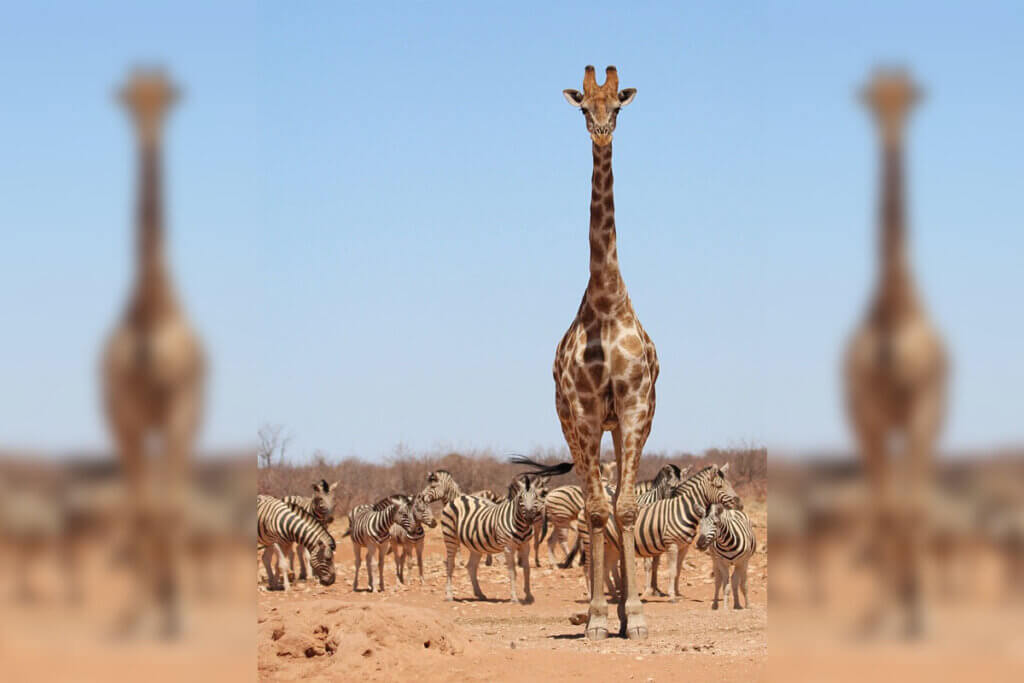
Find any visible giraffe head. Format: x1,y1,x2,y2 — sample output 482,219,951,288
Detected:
563,65,637,146
861,68,921,145
118,68,179,145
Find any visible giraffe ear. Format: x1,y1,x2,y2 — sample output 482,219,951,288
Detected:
563,89,584,107
617,88,637,106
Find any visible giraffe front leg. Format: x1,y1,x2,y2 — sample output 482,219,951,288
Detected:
613,427,647,639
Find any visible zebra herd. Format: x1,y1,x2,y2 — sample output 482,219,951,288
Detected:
257,462,759,613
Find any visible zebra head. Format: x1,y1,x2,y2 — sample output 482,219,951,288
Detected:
696,503,724,551
420,470,454,505
508,475,547,523
310,479,339,523
390,494,416,534
712,463,743,510
310,535,337,585
412,492,437,529
674,463,743,511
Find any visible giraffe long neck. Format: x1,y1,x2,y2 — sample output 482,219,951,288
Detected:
587,142,624,296
873,138,915,322
130,139,175,323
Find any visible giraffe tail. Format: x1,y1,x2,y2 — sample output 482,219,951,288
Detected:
508,455,575,477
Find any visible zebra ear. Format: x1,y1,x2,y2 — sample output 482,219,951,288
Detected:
719,463,730,476
330,480,340,492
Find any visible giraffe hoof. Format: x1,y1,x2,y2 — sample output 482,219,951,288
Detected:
626,625,648,640
585,625,608,641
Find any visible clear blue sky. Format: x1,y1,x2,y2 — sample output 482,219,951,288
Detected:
2,2,1021,460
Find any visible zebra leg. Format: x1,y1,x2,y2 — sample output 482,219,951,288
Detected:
547,524,561,567
485,553,492,567
533,517,544,568
467,551,486,600
711,557,725,610
274,543,290,592
444,542,457,601
352,541,362,591
519,543,534,604
670,543,690,602
365,543,375,592
262,546,280,590
392,539,404,584
376,544,387,592
302,547,312,581
646,554,667,597
736,558,750,609
504,547,520,603
414,539,425,584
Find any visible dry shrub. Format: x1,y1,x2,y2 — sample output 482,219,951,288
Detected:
258,445,767,516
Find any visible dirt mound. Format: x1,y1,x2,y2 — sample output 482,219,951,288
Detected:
258,599,473,680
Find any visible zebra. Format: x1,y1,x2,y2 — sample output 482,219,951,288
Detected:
344,494,414,592
420,471,544,567
281,479,338,581
576,464,742,602
696,502,757,610
389,492,437,584
559,464,687,571
471,487,551,568
257,495,336,591
442,474,556,603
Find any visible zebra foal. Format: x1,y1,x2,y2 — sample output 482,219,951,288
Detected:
345,494,414,592
696,503,757,610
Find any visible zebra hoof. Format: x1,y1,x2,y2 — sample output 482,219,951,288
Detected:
520,594,535,605
712,602,720,611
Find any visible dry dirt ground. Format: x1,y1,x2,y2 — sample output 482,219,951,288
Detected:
258,499,767,681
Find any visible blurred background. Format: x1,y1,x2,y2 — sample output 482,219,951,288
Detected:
1,1,1021,680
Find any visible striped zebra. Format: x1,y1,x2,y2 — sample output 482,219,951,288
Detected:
442,475,551,603
257,495,336,591
389,492,437,584
696,503,757,609
559,464,687,571
420,472,542,567
281,479,339,581
577,464,741,602
636,465,691,596
471,487,550,568
345,494,414,592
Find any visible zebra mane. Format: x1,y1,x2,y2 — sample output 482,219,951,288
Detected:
428,469,452,481
371,494,403,510
671,465,717,497
651,463,682,488
285,499,336,550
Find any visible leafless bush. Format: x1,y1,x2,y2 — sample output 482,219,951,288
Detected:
257,444,767,517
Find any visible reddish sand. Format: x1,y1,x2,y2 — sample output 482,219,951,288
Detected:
258,500,767,681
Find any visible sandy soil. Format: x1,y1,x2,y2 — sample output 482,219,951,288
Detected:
258,500,767,681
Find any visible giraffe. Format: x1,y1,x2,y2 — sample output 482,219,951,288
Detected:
843,68,947,637
101,68,205,636
554,65,657,640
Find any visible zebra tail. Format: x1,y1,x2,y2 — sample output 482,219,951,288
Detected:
560,535,580,568
508,455,575,477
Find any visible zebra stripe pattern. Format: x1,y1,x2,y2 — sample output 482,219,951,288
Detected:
421,470,463,505
578,465,741,600
442,476,547,603
257,494,336,590
281,479,339,580
696,503,756,609
348,494,414,592
389,492,437,584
